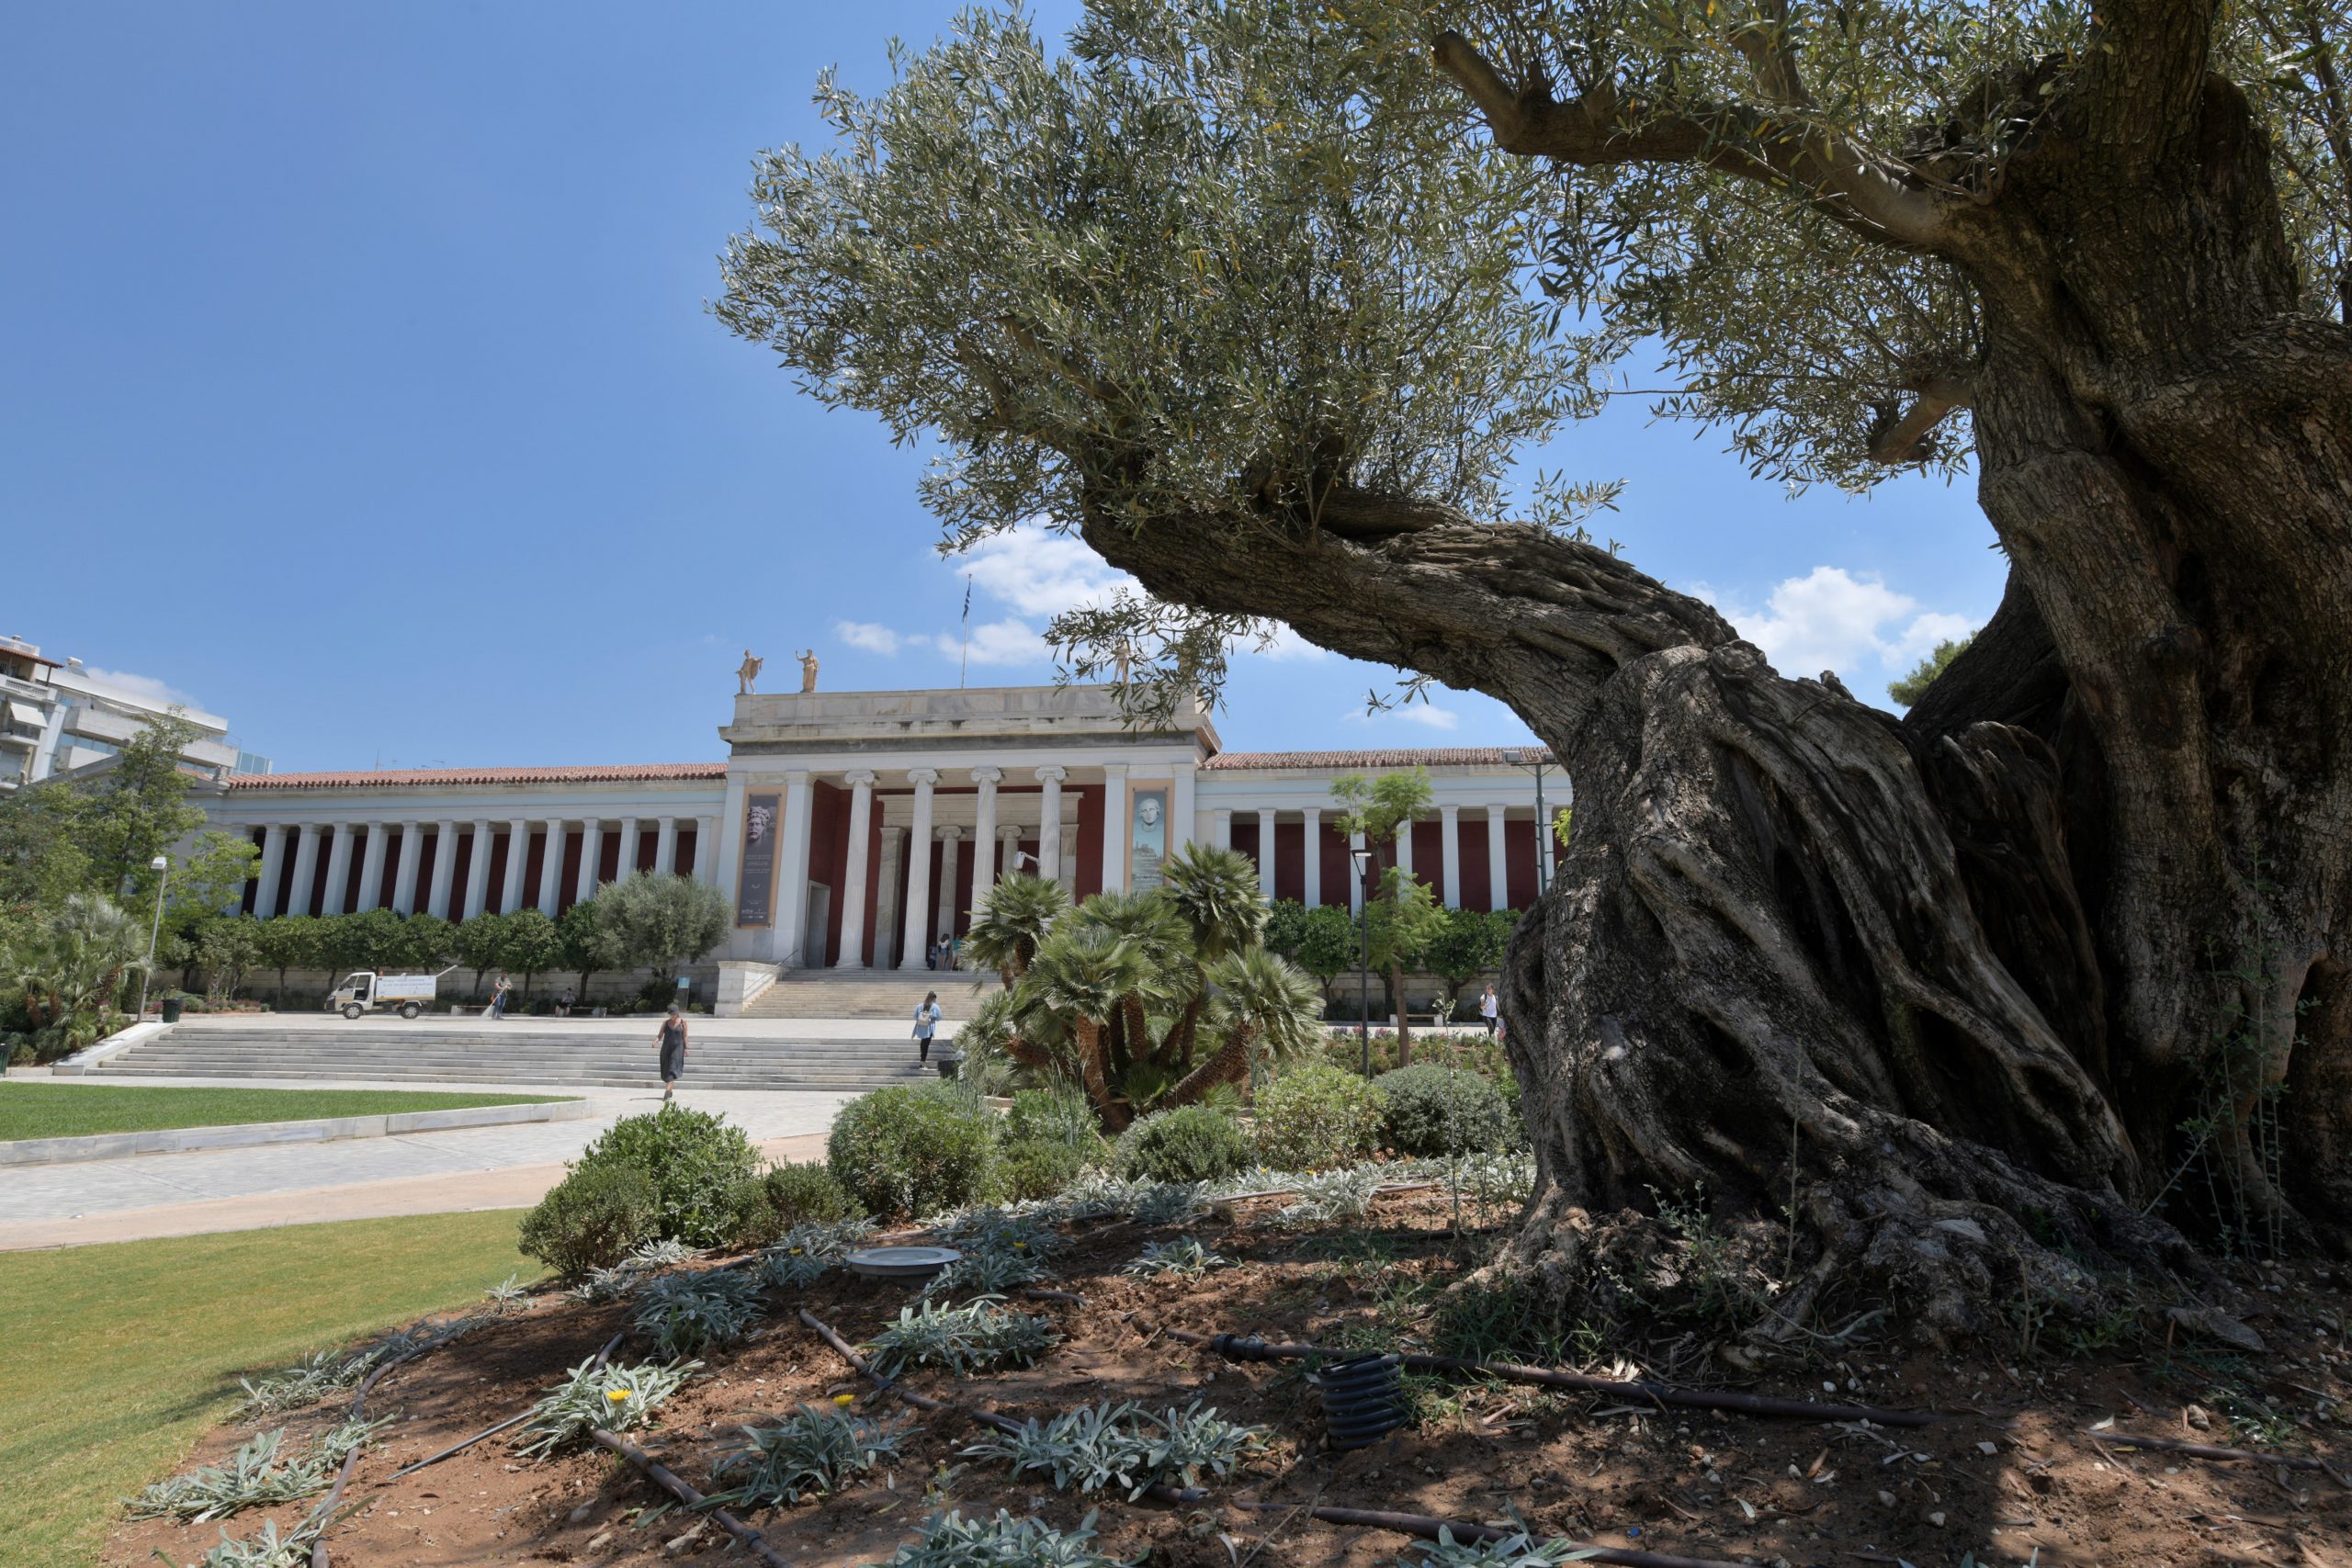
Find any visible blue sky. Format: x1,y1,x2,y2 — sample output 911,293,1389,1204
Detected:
1,3,2000,773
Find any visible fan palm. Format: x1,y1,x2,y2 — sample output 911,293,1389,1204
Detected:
11,892,146,1031
1019,924,1164,1128
1066,890,1195,1076
1170,946,1326,1103
1158,844,1269,1066
962,873,1069,985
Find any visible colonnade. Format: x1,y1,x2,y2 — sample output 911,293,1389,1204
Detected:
1204,801,1548,913
245,814,717,922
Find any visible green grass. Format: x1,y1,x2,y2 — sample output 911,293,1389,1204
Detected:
0,1082,574,1142
0,1212,537,1564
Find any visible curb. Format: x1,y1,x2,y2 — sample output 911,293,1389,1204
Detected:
0,1096,595,1167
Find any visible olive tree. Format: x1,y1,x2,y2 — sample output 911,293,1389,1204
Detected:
718,0,2352,1336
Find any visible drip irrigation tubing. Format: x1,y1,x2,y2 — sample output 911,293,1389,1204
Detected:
306,1316,483,1568
588,1427,794,1568
1165,1327,1952,1427
1235,1500,1751,1568
2086,1428,2352,1483
388,1330,626,1481
796,1308,1206,1506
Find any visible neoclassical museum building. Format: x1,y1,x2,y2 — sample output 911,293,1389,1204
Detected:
199,682,1563,973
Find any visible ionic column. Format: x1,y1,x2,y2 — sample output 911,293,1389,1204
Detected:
936,825,963,944
899,769,938,970
1486,807,1510,912
1300,807,1323,908
253,825,288,919
320,827,350,911
616,818,641,881
1349,829,1367,913
574,818,604,904
502,818,531,913
1170,761,1196,853
655,815,679,876
537,818,565,915
875,824,907,969
775,771,816,966
1255,807,1278,897
391,819,424,915
835,771,877,968
1211,807,1233,851
1440,804,1463,909
355,821,390,913
286,824,322,919
693,817,718,885
1033,766,1066,883
1395,813,1414,879
426,819,459,917
1100,765,1128,893
969,767,1002,912
463,819,494,919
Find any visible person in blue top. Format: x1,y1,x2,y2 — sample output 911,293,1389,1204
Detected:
912,990,943,1064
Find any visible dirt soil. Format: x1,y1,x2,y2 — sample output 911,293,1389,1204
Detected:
107,1190,2352,1568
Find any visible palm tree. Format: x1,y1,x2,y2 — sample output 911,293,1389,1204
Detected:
1019,923,1162,1129
1066,890,1195,1079
11,893,146,1033
1158,844,1266,1066
962,872,1069,985
1170,946,1326,1103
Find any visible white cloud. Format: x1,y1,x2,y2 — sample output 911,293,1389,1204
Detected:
835,620,902,655
951,525,1135,618
1340,703,1460,731
1693,567,1973,681
79,667,202,708
934,618,1051,668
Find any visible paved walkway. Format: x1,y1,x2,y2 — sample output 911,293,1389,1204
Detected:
0,1077,849,1252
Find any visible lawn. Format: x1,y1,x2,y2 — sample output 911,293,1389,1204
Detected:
0,1211,537,1565
0,1081,573,1142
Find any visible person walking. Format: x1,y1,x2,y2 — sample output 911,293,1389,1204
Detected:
489,975,514,1020
1478,982,1499,1036
912,990,943,1065
555,985,575,1018
656,1004,688,1100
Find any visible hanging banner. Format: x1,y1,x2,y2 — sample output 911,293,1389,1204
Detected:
1130,787,1169,892
735,792,780,928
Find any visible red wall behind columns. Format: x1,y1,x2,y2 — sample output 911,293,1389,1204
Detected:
673,825,698,879
521,832,548,911
1073,784,1104,900
1232,819,1261,877
595,831,621,885
1502,818,1538,908
1273,821,1306,904
1410,819,1443,889
1458,817,1494,912
241,828,264,913
448,830,475,912
555,831,585,915
415,831,439,910
809,780,846,965
485,832,513,913
1318,819,1354,909
272,835,300,918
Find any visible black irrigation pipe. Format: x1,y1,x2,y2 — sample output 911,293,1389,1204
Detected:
1235,1500,1751,1568
387,1331,627,1481
796,1308,1207,1506
588,1427,795,1568
1163,1327,1953,1428
2086,1427,2352,1483
306,1317,481,1568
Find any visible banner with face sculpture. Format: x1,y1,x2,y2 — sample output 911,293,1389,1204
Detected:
1130,788,1167,892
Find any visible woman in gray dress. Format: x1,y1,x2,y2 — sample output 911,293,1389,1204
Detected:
656,1005,688,1100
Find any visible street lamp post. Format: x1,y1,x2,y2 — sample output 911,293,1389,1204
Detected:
1350,846,1374,1079
1509,750,1558,897
134,853,169,1023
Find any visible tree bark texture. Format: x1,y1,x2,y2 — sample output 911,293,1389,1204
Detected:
1077,124,2352,1326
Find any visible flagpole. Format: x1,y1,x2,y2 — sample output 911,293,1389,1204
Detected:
959,572,972,688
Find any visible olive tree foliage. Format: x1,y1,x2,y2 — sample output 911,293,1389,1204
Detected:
716,3,1613,716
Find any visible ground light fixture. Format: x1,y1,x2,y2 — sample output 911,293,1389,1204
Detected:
1350,845,1374,1078
1507,748,1557,896
135,853,169,1023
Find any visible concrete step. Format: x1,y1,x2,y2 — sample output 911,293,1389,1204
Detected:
740,971,1002,1020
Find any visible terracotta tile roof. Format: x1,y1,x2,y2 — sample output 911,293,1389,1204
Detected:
1204,747,1554,771
225,762,728,791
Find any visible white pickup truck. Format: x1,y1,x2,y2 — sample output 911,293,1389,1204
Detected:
325,969,447,1021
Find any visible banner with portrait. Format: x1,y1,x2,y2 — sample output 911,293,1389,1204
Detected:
1130,788,1168,891
735,792,780,927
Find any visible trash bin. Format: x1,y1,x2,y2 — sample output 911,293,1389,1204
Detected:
935,1051,961,1080
159,998,183,1024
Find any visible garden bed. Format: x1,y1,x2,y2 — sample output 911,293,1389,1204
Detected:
103,1182,2350,1568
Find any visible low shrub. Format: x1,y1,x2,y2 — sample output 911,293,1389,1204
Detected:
518,1162,657,1276
828,1084,996,1219
1252,1064,1385,1170
1003,1088,1103,1154
1374,1065,1512,1156
731,1161,864,1247
999,1137,1086,1201
569,1104,762,1248
1114,1106,1251,1185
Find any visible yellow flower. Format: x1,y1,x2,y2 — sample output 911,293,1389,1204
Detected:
832,1393,856,1406
605,1389,629,1403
